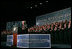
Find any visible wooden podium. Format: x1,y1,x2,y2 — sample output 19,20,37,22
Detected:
13,33,17,47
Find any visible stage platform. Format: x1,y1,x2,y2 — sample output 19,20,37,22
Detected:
1,42,71,48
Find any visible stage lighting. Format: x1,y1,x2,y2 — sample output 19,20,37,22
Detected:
40,3,42,5
12,25,18,33
36,22,39,25
30,7,33,9
45,1,48,2
13,27,17,31
35,5,37,7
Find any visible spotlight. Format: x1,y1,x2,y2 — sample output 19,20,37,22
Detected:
30,7,33,9
12,25,18,33
46,1,48,2
36,22,39,25
40,3,42,5
13,27,16,31
35,5,37,7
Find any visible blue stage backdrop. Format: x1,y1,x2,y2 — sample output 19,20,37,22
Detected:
6,35,13,46
29,34,51,48
6,34,51,48
17,34,29,48
17,34,51,48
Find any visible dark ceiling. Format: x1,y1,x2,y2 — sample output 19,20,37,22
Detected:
1,0,71,20
0,0,71,30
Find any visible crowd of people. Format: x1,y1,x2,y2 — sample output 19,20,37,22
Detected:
28,20,71,34
1,20,71,35
1,30,12,35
